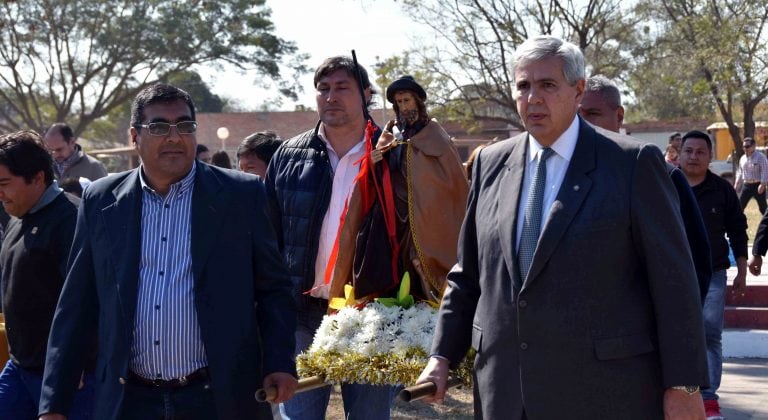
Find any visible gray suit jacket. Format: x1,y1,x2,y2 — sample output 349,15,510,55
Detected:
431,119,708,419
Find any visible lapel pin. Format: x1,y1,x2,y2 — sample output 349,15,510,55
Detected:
573,185,580,191
31,227,38,235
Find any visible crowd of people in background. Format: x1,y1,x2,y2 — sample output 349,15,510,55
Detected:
0,34,760,420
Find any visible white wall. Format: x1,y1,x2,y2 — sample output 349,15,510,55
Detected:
626,132,669,150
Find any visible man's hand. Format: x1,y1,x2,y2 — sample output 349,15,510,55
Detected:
748,255,762,276
415,356,450,404
262,372,298,403
732,271,748,294
663,388,705,419
758,183,766,195
39,414,66,420
734,256,748,294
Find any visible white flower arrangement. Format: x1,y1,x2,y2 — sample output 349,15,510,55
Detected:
297,274,473,386
310,302,436,357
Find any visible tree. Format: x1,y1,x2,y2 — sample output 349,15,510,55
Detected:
627,45,716,121
373,55,435,107
396,0,639,128
0,0,307,139
636,0,768,156
167,70,224,113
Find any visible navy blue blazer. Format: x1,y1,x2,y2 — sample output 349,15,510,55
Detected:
39,163,296,419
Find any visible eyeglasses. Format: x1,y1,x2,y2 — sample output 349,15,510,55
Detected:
137,121,197,136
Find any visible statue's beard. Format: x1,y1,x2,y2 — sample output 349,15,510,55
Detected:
401,109,419,125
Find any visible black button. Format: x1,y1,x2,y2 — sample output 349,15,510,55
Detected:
161,237,167,242
156,373,162,378
159,271,164,276
154,340,160,346
518,300,528,308
164,204,170,209
155,304,160,310
520,342,528,350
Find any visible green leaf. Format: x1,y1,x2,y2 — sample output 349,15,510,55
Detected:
401,295,414,309
398,272,411,302
375,297,397,307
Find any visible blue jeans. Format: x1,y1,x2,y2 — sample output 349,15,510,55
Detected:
701,269,726,401
0,359,95,419
280,305,397,420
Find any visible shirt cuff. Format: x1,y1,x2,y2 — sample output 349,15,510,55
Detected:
429,354,451,364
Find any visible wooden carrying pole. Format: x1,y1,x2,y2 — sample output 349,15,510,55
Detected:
255,376,329,403
398,377,464,402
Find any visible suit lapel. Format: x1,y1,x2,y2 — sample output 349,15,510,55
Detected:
101,170,143,334
525,121,596,289
498,134,528,285
190,165,226,290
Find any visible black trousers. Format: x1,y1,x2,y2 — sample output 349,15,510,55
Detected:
120,378,216,420
739,182,767,214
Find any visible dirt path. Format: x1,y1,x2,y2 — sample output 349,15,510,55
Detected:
325,385,474,419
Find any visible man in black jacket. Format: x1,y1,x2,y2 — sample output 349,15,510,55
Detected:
266,56,397,420
0,131,93,419
679,130,748,419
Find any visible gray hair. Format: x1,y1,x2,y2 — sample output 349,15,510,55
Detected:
585,75,622,109
512,36,585,86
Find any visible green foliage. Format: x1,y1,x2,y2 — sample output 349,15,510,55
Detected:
166,71,224,113
374,55,435,104
0,0,307,143
627,47,716,120
392,0,639,129
375,272,415,309
633,0,768,151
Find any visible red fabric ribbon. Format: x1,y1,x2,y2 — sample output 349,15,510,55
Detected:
314,121,400,297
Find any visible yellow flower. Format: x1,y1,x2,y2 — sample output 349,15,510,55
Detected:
329,284,356,310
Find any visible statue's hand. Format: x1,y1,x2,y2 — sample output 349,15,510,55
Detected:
371,149,383,163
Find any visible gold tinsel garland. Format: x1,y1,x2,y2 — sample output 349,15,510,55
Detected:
299,283,474,387
296,348,474,387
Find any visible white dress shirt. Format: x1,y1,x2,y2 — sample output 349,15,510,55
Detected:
516,116,580,249
311,126,367,299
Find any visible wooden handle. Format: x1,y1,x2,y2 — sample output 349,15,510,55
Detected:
255,376,329,402
398,377,463,402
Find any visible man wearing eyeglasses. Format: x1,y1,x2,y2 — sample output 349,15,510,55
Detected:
38,83,298,420
734,137,768,214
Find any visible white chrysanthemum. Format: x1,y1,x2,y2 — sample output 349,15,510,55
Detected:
297,302,473,386
306,302,437,359
310,317,336,352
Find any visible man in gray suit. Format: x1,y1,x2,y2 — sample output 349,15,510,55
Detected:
417,36,708,419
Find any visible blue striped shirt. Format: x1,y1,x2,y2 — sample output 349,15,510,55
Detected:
130,162,207,380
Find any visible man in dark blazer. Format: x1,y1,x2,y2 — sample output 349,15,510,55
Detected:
579,75,712,303
417,36,708,419
38,83,297,420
